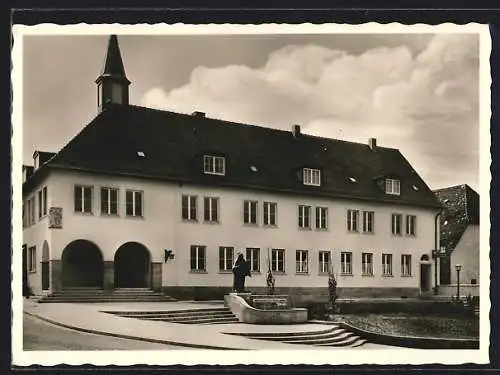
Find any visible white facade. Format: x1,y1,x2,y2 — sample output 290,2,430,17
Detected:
450,225,480,285
23,168,440,298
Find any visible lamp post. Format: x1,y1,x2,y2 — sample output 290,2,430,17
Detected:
455,264,462,301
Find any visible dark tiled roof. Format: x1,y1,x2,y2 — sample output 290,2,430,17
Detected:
434,184,480,252
33,151,56,165
24,104,441,208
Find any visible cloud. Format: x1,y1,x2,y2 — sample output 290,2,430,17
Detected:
141,33,479,190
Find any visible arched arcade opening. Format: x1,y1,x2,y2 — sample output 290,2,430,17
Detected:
61,240,104,288
114,242,151,288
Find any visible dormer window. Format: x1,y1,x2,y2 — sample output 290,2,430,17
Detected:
303,168,321,186
204,155,225,176
385,178,401,195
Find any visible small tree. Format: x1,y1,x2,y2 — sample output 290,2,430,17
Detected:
327,264,338,315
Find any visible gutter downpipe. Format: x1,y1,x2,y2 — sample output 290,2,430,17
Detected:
434,208,443,295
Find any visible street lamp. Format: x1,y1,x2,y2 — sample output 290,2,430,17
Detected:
455,264,462,301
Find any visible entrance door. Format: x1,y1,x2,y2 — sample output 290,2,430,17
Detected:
41,240,50,290
420,263,431,292
22,244,29,296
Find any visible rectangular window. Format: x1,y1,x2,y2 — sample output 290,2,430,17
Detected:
406,215,417,236
29,197,35,225
126,190,143,217
203,155,225,175
100,187,119,215
362,211,374,233
190,245,206,271
246,248,260,272
401,254,412,276
295,250,309,274
38,190,43,219
204,197,219,222
315,207,328,229
318,251,331,274
298,205,311,229
341,252,353,275
347,210,359,232
22,200,26,228
28,246,36,273
26,198,31,226
382,254,393,276
263,202,277,226
392,213,403,235
182,195,197,221
243,200,258,225
74,185,93,213
219,246,234,271
362,252,374,276
271,249,285,273
386,179,401,195
42,186,47,216
303,168,321,186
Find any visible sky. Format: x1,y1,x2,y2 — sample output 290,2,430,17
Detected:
22,32,480,191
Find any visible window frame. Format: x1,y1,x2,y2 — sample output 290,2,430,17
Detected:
203,155,226,176
361,252,374,276
347,209,359,232
362,211,374,233
203,196,219,223
190,245,206,272
100,187,119,216
125,190,143,218
382,253,393,276
406,215,417,236
401,254,412,276
219,246,234,272
182,195,198,222
391,213,403,235
340,251,353,275
318,251,331,274
315,206,328,230
243,200,258,225
298,205,312,229
271,248,285,273
385,178,401,195
246,247,260,272
303,168,321,186
28,246,37,273
74,185,94,214
263,201,278,226
295,249,309,274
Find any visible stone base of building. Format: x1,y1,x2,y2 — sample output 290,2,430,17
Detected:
162,286,421,306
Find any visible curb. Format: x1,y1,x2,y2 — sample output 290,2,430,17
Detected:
24,311,241,350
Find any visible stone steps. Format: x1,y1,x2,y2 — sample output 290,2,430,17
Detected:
37,288,176,303
106,307,239,325
228,325,369,348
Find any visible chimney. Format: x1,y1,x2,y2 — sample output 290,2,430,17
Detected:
368,138,377,150
192,111,206,118
292,124,301,138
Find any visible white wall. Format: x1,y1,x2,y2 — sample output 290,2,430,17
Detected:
31,169,440,291
450,225,480,285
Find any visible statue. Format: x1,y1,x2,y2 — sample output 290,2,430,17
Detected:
232,253,251,293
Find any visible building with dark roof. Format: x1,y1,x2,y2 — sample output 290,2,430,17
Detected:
22,35,444,303
434,184,480,293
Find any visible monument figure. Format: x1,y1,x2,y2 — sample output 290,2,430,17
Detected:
232,253,251,292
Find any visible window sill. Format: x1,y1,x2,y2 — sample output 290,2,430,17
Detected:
298,227,312,231
182,219,198,223
272,271,286,275
340,273,353,277
401,274,413,278
347,230,359,234
100,213,120,218
406,234,416,237
243,223,259,227
382,274,394,277
125,215,145,220
362,273,375,277
361,231,374,235
295,272,309,275
391,233,403,237
263,225,278,229
315,228,328,232
74,211,94,216
190,270,208,274
203,221,220,225
318,272,331,276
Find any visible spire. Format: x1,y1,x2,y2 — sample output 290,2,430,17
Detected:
99,35,130,82
95,35,131,111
